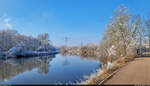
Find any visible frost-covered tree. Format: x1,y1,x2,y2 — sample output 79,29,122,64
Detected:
101,5,144,58
37,33,54,52
145,14,150,48
0,29,18,51
0,29,53,52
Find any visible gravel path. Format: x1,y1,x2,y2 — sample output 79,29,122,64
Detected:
104,57,150,85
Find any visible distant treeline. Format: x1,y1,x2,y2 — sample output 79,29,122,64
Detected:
0,29,53,52
60,44,99,57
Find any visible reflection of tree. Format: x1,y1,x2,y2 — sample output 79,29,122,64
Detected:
63,56,70,66
0,55,55,81
77,56,106,69
0,61,12,81
38,57,52,74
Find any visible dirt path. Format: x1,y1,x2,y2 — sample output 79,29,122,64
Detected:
104,57,150,85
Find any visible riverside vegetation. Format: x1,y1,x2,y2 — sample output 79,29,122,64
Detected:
60,5,150,84
0,29,57,59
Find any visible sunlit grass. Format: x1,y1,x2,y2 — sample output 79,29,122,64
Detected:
83,56,135,85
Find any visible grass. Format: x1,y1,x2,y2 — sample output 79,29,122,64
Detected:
82,56,135,85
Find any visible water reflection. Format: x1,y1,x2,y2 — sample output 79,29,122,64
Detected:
0,54,56,81
0,54,100,84
63,56,71,66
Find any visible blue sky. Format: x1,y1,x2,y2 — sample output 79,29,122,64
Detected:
0,0,150,46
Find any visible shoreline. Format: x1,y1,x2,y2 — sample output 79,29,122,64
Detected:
81,56,135,85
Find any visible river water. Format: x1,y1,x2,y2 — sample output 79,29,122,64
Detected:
0,54,100,84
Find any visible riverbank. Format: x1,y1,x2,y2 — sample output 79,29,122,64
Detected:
82,56,135,85
104,57,150,84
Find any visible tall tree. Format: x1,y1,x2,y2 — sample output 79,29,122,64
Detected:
103,5,143,57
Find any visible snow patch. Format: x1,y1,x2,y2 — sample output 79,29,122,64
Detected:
106,61,115,69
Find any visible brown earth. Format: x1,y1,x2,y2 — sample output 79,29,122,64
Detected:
104,57,150,85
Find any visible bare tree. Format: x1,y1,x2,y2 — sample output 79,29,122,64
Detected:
145,14,150,49
101,5,144,59
37,33,52,51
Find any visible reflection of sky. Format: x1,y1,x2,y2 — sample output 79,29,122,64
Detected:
0,54,100,84
0,0,149,46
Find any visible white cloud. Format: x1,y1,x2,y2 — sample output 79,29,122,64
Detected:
4,23,12,29
3,18,12,29
4,18,9,23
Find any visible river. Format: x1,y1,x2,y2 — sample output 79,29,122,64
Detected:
0,54,100,84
